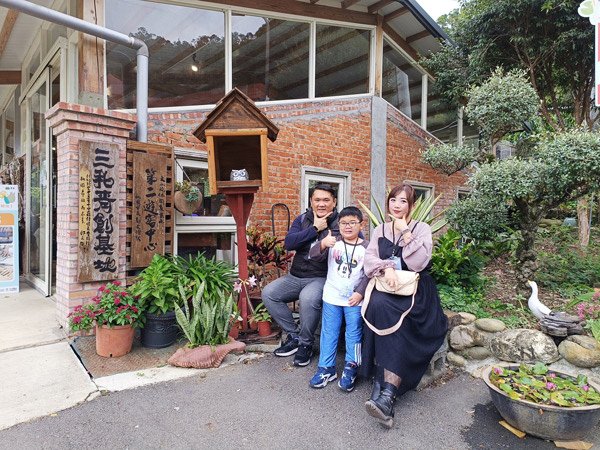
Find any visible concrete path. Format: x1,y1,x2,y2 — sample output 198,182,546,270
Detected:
1,354,599,449
0,284,98,431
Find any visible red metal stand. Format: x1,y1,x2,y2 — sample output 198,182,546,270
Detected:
222,186,260,331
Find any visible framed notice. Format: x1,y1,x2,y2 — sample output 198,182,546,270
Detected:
131,152,168,268
78,141,120,282
0,185,19,293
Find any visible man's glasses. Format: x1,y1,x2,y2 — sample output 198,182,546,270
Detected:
339,221,360,227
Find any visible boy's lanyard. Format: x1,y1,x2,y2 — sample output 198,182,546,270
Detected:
342,238,358,275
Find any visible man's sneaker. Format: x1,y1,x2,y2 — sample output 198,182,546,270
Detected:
338,361,358,392
293,344,313,366
309,366,337,388
274,335,299,357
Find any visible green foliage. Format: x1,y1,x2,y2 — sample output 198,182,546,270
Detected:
438,284,489,318
174,280,234,348
430,229,487,289
489,363,600,406
466,69,539,145
130,254,180,315
357,193,447,233
172,253,236,300
445,195,509,241
249,302,272,324
587,319,600,343
175,180,200,202
421,142,480,176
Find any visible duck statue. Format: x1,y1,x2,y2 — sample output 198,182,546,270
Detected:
528,280,584,337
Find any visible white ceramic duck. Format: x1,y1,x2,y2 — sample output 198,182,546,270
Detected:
527,280,552,319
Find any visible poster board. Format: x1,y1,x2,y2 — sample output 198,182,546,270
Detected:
0,185,19,293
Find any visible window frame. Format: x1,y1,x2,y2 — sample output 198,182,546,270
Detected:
301,166,351,214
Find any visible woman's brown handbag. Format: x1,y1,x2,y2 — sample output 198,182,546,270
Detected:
361,270,419,336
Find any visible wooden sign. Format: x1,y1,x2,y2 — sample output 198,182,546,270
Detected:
131,151,167,268
78,141,120,282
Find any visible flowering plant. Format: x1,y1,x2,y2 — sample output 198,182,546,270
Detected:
68,281,144,332
575,291,600,343
489,363,600,407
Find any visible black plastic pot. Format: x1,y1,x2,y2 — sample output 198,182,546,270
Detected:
141,310,180,348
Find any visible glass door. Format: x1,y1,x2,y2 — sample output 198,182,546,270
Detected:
24,71,52,295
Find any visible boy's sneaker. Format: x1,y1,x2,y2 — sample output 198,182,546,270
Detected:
338,362,359,392
293,344,313,366
274,335,299,357
309,366,337,388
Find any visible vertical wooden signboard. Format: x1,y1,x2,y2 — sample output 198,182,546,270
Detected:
78,141,120,282
131,152,167,268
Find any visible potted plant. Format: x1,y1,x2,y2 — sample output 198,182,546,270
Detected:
174,180,202,215
250,302,272,337
229,302,243,340
168,280,246,368
246,226,292,296
130,254,181,348
483,362,600,441
68,281,144,358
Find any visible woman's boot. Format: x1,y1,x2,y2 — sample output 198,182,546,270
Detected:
370,379,381,402
365,382,397,428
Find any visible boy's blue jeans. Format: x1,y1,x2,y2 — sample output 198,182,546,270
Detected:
318,302,362,368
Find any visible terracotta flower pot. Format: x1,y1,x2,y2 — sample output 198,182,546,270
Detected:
229,324,240,340
174,191,202,215
257,321,272,337
249,320,258,331
95,324,135,358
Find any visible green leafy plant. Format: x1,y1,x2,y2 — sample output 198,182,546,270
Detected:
130,254,180,315
174,280,234,347
437,284,489,318
430,229,487,289
357,193,447,234
175,180,201,202
69,281,144,332
489,363,600,407
246,226,292,289
249,302,272,324
172,253,236,300
421,142,481,176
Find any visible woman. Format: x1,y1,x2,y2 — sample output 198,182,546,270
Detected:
360,184,447,428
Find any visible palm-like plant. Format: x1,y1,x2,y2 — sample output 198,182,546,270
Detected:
357,194,447,234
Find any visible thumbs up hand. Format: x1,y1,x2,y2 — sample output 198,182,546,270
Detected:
320,229,337,250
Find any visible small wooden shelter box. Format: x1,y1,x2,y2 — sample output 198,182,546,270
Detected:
193,88,279,195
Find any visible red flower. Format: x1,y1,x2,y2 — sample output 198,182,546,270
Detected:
114,298,121,306
113,281,121,287
98,286,105,292
121,291,128,296
73,316,82,324
131,306,139,313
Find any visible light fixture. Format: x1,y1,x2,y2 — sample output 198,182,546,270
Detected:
191,64,199,72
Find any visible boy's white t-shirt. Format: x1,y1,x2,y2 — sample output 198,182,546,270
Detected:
322,239,367,306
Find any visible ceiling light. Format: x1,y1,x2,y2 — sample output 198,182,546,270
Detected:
191,64,199,72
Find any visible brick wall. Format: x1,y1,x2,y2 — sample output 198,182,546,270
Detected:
385,105,467,215
146,97,466,239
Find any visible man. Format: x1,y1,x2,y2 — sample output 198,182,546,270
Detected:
262,183,339,367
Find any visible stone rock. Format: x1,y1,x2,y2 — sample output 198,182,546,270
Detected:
489,329,560,363
474,318,506,333
449,325,486,350
168,340,246,368
447,352,466,367
458,312,477,325
444,311,463,330
558,335,600,369
459,346,492,360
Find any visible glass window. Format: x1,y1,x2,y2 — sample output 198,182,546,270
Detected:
26,48,41,84
382,40,422,121
315,25,370,97
457,188,470,200
301,168,349,213
232,15,310,101
176,231,235,266
4,94,15,164
427,80,458,143
405,181,433,202
106,0,225,108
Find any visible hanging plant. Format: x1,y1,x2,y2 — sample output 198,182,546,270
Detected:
174,180,202,215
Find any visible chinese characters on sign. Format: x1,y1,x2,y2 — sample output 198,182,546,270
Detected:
78,141,120,282
131,152,167,267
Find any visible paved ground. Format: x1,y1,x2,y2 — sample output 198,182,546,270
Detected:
2,353,599,449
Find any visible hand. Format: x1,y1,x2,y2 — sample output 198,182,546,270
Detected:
313,212,332,232
348,292,363,307
393,215,408,232
320,230,337,250
383,267,398,289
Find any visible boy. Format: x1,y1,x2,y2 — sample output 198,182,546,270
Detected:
308,206,369,392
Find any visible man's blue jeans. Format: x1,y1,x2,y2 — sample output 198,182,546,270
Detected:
318,302,362,368
261,274,326,346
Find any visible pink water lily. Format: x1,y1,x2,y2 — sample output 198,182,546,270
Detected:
493,367,503,375
583,385,590,392
546,382,557,390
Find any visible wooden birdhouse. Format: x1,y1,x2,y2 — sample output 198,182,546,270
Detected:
193,88,279,195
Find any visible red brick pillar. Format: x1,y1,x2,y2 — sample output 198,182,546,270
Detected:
45,103,137,330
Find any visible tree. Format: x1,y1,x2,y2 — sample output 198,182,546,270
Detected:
422,0,597,246
422,71,600,288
